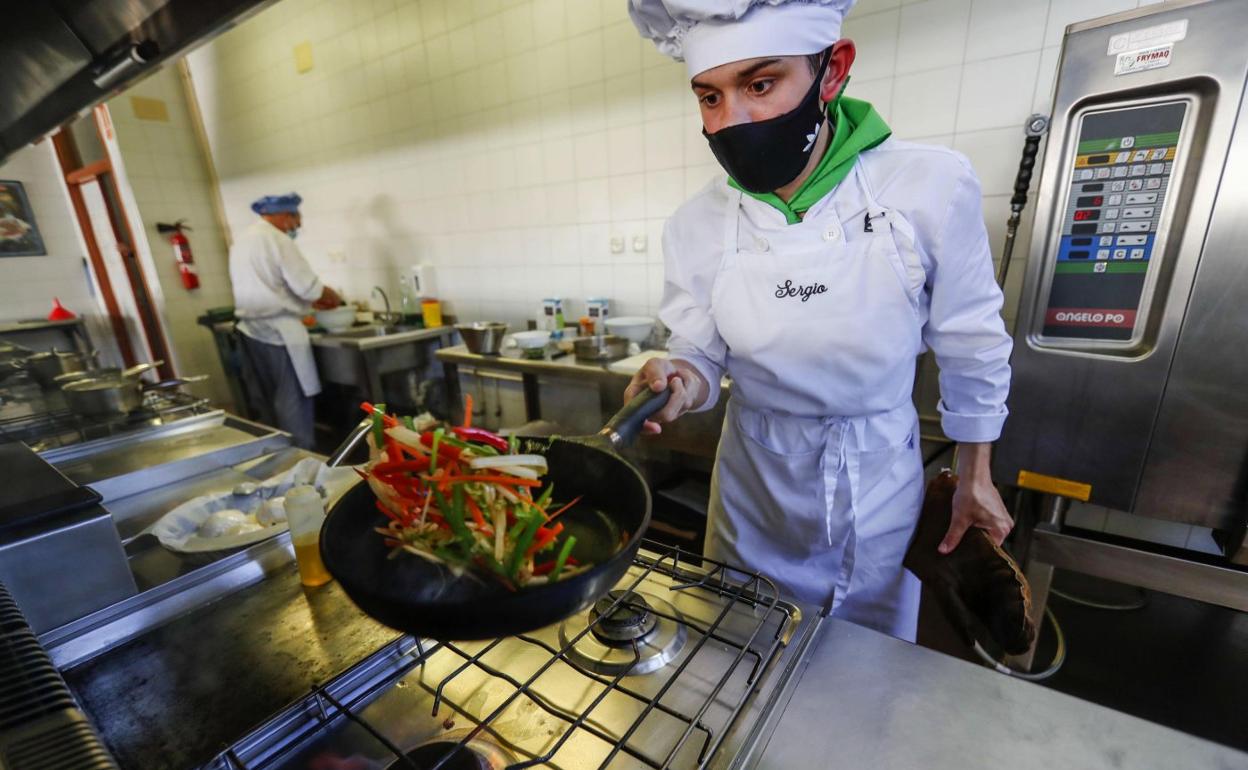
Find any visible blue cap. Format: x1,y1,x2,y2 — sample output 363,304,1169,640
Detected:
250,193,302,215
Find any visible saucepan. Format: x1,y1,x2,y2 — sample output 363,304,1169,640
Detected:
26,349,98,388
53,360,163,387
320,388,668,640
62,371,208,418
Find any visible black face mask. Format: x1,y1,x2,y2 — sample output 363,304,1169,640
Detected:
703,53,830,194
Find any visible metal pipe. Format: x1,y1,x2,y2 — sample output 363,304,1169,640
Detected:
92,40,159,92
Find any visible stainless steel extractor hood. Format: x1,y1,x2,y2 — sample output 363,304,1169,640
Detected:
0,0,277,163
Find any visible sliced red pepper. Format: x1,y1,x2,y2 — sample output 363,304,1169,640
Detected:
533,560,557,576
360,401,399,427
419,429,464,454
372,458,431,475
385,435,403,463
451,426,509,453
375,499,403,523
525,526,558,558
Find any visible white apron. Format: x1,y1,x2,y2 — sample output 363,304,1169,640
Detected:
705,161,925,641
267,314,321,398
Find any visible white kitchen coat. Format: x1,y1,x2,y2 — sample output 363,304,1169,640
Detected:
659,140,1012,641
228,219,324,397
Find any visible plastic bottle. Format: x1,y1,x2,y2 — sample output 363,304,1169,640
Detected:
286,485,332,587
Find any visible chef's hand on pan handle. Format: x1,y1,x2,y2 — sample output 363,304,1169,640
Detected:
940,442,1014,553
623,358,709,436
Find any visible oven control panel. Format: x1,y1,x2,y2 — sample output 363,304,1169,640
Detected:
1041,101,1186,341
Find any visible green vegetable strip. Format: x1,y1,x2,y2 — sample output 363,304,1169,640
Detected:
536,484,554,509
372,403,387,447
508,514,543,578
508,434,518,454
551,536,577,582
430,428,443,472
433,487,473,550
403,415,416,430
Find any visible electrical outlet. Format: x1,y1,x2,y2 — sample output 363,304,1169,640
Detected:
609,236,626,254
632,234,647,252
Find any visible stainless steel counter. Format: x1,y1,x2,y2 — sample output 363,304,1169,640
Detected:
437,342,644,382
61,565,400,770
47,410,290,502
751,618,1247,770
310,323,456,352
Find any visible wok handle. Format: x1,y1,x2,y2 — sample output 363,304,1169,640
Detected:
328,417,372,467
598,388,671,450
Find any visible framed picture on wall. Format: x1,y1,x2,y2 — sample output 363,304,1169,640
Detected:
0,180,46,257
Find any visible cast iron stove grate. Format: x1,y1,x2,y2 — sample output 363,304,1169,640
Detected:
210,541,802,770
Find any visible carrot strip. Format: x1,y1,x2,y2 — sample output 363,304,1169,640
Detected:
438,474,543,488
463,393,474,428
546,495,584,521
465,495,489,532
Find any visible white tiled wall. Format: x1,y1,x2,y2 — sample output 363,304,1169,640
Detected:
0,145,108,340
105,66,235,407
183,0,1165,330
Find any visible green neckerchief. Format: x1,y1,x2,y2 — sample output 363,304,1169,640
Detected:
730,93,892,224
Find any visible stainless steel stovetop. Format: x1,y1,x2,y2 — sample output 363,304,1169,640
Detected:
0,379,212,454
205,544,822,770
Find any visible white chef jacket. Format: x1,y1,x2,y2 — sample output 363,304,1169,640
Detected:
229,218,325,396
661,138,1012,444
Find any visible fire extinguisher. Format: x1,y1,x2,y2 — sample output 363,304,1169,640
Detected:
156,220,200,290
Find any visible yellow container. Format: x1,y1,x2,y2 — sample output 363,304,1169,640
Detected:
421,299,443,328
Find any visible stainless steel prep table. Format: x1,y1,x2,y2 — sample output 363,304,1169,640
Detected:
436,343,729,458
750,618,1246,770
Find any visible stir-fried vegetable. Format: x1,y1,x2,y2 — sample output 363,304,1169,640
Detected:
361,401,586,587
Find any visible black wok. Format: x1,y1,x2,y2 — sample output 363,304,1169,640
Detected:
320,389,668,640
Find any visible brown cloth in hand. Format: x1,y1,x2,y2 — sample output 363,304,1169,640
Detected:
904,470,1037,656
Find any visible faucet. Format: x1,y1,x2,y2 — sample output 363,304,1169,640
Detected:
371,286,392,321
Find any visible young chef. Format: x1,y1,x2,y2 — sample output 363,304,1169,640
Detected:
624,0,1014,640
229,193,342,449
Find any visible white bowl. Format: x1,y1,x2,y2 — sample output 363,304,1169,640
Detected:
511,330,551,350
605,316,655,344
315,307,357,332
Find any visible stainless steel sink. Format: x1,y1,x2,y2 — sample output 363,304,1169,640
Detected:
312,324,458,399
322,324,400,339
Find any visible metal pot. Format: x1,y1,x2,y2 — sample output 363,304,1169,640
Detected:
62,369,204,418
0,340,31,365
26,349,96,388
573,335,629,363
456,322,508,355
62,377,143,417
53,361,161,387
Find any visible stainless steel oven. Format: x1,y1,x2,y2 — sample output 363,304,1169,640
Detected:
994,0,1248,562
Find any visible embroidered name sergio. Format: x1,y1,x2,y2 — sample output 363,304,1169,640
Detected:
775,279,828,302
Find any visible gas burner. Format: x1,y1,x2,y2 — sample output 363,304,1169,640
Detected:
386,731,515,770
559,589,686,676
